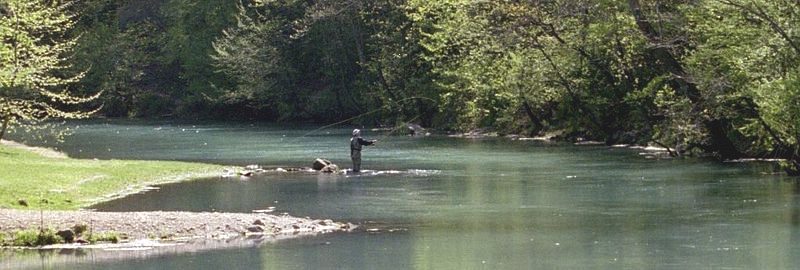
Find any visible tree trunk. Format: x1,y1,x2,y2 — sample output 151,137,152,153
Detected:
351,19,367,66
0,116,9,142
520,97,542,136
628,0,744,159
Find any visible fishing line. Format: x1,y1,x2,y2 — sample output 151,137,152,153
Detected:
375,113,422,143
298,106,385,139
297,96,436,140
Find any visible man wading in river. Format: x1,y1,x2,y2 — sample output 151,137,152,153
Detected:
350,129,376,173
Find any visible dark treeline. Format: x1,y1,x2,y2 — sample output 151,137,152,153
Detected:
3,0,800,173
69,0,438,124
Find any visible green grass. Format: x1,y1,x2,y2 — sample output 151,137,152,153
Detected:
0,144,229,210
87,231,121,244
12,229,62,246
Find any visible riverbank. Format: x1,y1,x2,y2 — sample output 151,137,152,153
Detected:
0,209,352,245
0,140,353,250
0,140,230,210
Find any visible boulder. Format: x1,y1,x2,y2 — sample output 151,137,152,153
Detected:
320,164,339,173
246,225,264,233
253,219,265,226
57,229,75,243
407,123,427,136
313,158,332,171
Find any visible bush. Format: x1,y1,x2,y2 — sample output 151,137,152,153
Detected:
72,223,88,236
88,232,120,244
13,229,63,246
13,230,39,246
36,229,61,246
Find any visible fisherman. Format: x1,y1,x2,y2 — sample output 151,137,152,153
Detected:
350,129,376,173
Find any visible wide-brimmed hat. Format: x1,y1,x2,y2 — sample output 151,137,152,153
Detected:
352,129,361,136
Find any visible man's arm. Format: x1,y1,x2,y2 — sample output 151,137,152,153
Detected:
359,138,376,146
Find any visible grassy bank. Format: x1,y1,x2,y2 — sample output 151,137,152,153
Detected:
0,142,229,210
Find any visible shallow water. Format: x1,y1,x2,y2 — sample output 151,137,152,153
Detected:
4,120,800,269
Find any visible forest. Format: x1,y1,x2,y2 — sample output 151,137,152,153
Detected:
1,0,799,173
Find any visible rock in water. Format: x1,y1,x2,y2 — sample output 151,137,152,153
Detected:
313,158,332,171
321,164,339,173
407,123,426,136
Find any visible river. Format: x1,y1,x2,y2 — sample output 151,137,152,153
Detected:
4,120,800,269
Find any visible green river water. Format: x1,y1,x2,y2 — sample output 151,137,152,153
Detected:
3,120,800,269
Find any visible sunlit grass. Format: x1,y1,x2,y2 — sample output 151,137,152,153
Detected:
0,144,228,210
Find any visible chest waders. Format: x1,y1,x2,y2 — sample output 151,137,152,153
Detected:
351,138,362,172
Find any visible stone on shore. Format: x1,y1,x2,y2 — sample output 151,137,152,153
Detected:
0,209,354,246
313,158,332,170
246,225,264,233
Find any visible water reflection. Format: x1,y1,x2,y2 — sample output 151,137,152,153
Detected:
792,180,800,226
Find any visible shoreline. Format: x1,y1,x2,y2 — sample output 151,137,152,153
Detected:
80,169,229,209
0,139,232,210
0,140,353,251
1,139,238,209
0,209,353,248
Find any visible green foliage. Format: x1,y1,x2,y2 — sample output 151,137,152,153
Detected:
753,70,800,150
0,0,101,141
12,229,62,247
69,0,238,118
12,230,39,247
681,0,800,163
14,0,800,171
88,231,120,244
212,3,298,119
72,223,88,236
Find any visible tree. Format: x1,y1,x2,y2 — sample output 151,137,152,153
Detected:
627,0,746,158
162,0,238,115
684,0,800,173
212,1,303,120
0,0,100,141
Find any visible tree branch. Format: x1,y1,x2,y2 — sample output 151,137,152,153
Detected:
720,0,800,56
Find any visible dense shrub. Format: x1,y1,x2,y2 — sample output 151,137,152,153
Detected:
13,229,63,246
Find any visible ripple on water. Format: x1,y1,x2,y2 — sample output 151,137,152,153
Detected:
346,169,441,177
